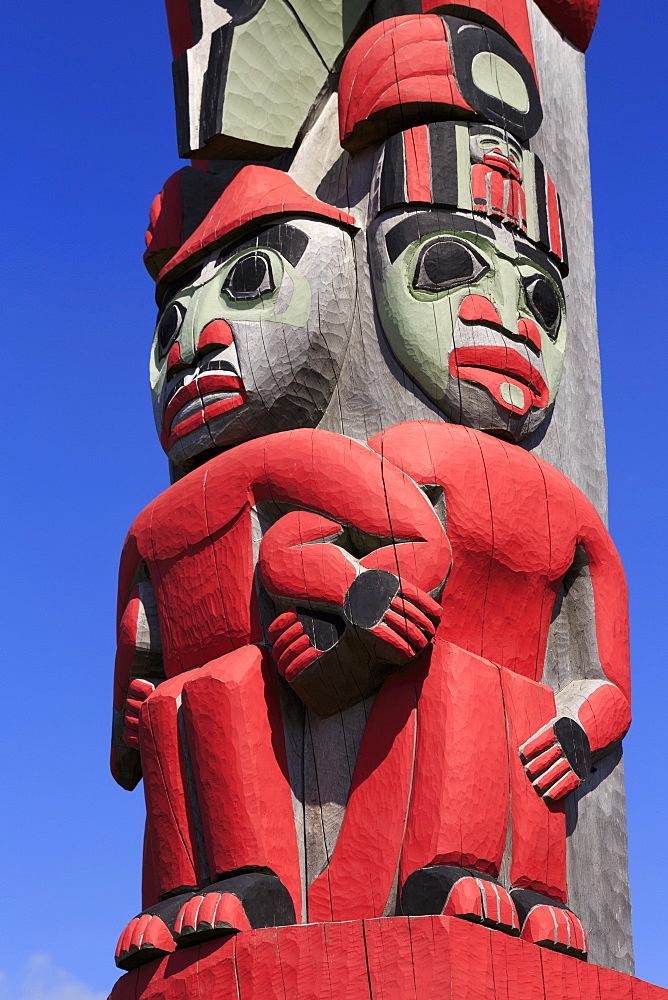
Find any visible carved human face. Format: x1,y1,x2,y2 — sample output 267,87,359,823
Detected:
150,218,356,470
369,210,567,441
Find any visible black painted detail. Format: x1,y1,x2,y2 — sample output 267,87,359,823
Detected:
205,871,296,929
343,569,400,629
379,132,408,213
214,0,268,26
173,53,192,162
429,122,459,208
554,716,592,780
446,16,543,143
413,237,489,293
157,301,186,358
386,210,493,264
198,24,233,155
296,607,346,652
510,887,569,924
223,251,275,301
401,864,500,916
217,224,310,268
523,275,561,339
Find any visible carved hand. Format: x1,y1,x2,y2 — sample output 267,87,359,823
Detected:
122,677,156,750
519,717,592,803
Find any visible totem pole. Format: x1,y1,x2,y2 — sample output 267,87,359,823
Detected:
108,1,662,996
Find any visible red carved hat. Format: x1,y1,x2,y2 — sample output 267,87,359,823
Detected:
145,165,358,298
339,13,543,152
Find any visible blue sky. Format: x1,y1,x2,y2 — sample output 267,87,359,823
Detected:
0,0,666,995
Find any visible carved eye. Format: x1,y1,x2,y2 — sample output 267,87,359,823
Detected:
156,301,186,359
523,275,561,339
223,251,275,302
413,238,489,293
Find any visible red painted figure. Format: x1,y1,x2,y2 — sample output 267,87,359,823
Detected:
305,421,630,958
112,427,451,968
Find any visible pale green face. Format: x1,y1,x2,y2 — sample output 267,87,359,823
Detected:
151,218,356,470
369,210,567,441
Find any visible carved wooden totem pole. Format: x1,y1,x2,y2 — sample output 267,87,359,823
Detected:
109,2,663,997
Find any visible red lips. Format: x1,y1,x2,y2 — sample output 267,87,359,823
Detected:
449,346,549,415
160,372,246,450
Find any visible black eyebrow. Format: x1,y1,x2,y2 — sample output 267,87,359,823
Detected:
158,223,311,310
514,240,565,291
216,223,309,268
384,212,494,264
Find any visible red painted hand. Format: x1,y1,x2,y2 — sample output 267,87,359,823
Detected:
122,678,156,749
519,717,591,803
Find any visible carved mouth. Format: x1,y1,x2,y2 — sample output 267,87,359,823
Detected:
160,371,246,449
449,346,549,415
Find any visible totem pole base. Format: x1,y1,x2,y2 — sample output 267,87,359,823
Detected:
109,916,665,1000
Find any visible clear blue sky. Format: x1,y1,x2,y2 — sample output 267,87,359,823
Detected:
0,1,666,997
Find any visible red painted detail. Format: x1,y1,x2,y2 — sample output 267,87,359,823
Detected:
404,126,433,203
517,318,543,353
449,346,550,414
533,0,600,50
458,294,504,327
164,0,194,58
471,164,490,214
115,914,176,971
166,341,182,378
174,891,251,938
158,167,358,292
578,682,631,756
197,319,234,352
546,176,562,260
420,0,536,69
144,171,184,280
110,917,664,1000
482,150,521,182
489,169,506,217
444,877,519,936
521,904,588,958
160,372,246,451
338,17,473,151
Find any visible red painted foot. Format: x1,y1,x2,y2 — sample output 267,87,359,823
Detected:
443,876,520,935
115,914,176,971
512,889,588,959
173,891,251,946
401,866,519,937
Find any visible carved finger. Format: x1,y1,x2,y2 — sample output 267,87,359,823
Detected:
383,608,429,650
532,756,571,793
266,609,299,643
542,770,581,802
523,742,562,779
519,723,558,762
368,621,415,659
390,596,437,636
270,620,306,659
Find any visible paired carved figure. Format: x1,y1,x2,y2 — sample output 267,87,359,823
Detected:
112,0,629,975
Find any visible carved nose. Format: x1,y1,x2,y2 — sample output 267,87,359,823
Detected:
458,294,504,327
196,319,234,355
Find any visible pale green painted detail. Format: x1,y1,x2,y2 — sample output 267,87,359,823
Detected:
500,382,526,408
522,150,538,244
223,0,328,147
471,52,530,113
287,0,369,68
377,229,567,405
455,124,473,211
150,248,312,403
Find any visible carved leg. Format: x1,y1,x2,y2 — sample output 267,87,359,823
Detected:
179,645,302,920
399,640,510,887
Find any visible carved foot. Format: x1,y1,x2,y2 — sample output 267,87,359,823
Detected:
401,865,520,936
115,891,194,970
511,889,588,959
173,872,295,947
